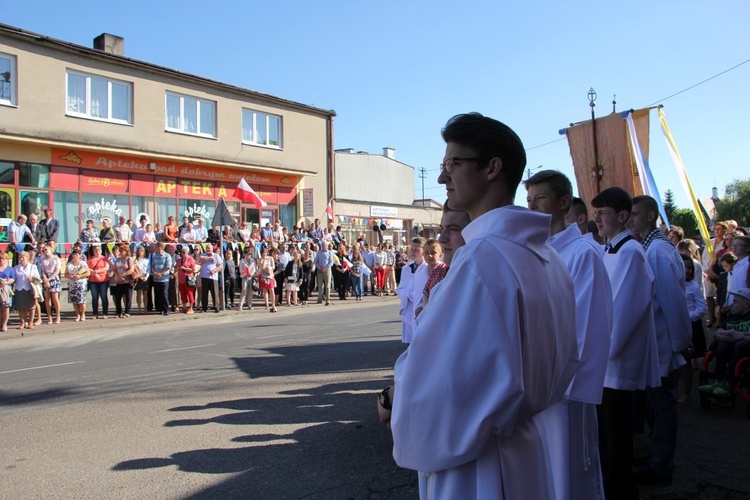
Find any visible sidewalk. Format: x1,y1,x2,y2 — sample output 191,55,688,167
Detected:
0,287,398,341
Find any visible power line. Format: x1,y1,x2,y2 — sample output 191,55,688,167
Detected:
645,57,750,108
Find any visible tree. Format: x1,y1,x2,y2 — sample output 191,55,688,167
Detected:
715,178,750,228
671,208,698,238
662,189,677,224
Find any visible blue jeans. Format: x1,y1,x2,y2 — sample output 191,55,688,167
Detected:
646,373,678,477
89,281,109,316
349,273,362,298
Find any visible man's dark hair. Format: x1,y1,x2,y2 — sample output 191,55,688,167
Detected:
441,113,527,194
569,197,588,219
586,219,598,234
591,187,633,216
632,195,659,218
523,170,573,207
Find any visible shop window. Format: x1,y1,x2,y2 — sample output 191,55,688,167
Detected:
279,204,297,231
66,70,132,124
156,197,178,226
165,91,216,138
179,198,213,223
19,163,50,188
131,196,154,225
242,109,282,148
0,162,14,185
20,190,49,219
0,53,17,106
81,193,130,225
54,191,79,245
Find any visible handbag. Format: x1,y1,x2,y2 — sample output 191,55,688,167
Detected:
30,274,44,299
186,275,197,288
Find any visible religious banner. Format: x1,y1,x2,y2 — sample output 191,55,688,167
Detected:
564,110,649,210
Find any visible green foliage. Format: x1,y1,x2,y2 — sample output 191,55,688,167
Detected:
663,189,677,223
671,208,698,238
715,178,750,227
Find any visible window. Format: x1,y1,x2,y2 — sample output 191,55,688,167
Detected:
19,163,50,188
66,70,132,123
0,53,17,106
242,109,282,148
165,92,216,137
0,162,15,185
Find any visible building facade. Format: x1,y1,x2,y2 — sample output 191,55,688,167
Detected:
333,148,442,247
0,24,334,249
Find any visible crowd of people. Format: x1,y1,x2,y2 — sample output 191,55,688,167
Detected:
0,205,422,327
373,112,750,499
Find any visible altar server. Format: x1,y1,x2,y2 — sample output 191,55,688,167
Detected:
395,237,428,344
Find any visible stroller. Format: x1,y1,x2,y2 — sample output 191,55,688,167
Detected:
698,349,750,418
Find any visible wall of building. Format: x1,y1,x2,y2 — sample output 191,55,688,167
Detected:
334,152,414,205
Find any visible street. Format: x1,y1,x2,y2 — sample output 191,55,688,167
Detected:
0,297,748,499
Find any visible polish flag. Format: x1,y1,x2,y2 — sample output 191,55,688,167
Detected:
233,178,267,208
325,198,334,220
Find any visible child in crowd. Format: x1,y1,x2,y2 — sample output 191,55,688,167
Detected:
677,254,708,405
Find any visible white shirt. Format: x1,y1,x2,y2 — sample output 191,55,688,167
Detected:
392,206,578,499
602,232,660,390
395,260,428,343
645,238,692,376
728,255,749,305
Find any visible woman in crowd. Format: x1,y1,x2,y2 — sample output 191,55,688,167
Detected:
678,239,704,292
272,247,284,307
80,219,100,243
224,249,237,308
176,246,196,314
28,247,42,326
192,246,203,309
677,254,708,406
112,245,135,318
0,252,16,332
40,243,62,324
108,245,120,301
99,218,116,245
87,244,110,319
134,245,151,313
258,247,277,313
300,246,313,305
284,250,303,306
349,245,364,301
237,222,251,244
14,251,42,329
65,249,91,322
238,248,257,311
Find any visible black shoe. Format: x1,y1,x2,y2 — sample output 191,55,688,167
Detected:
635,466,672,485
214,308,220,313
162,311,168,316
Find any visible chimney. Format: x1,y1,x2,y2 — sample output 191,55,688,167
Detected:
383,147,395,159
93,33,124,56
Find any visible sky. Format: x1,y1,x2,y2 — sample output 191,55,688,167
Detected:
4,1,749,210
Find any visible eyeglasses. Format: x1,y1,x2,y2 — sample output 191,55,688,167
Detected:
732,243,747,248
439,157,483,174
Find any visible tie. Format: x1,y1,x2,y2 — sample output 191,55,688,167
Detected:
410,263,417,273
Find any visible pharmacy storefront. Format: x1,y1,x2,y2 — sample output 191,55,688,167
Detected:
0,148,299,250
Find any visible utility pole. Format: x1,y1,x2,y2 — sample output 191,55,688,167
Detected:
419,167,427,206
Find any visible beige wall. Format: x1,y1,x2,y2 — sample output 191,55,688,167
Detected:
334,152,414,205
0,31,333,221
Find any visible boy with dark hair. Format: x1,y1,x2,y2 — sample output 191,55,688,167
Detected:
384,113,578,498
591,186,659,499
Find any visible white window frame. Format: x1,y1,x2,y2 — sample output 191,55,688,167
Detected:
0,52,17,107
242,109,283,149
165,91,216,138
65,70,132,124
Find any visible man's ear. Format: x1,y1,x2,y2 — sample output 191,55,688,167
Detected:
647,210,658,224
617,210,630,224
486,157,503,181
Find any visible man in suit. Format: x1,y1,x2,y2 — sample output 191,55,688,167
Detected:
41,207,60,243
26,213,44,243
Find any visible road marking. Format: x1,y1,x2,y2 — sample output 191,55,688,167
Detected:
0,361,85,374
149,343,215,353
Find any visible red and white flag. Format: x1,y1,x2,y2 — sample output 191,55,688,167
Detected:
325,198,334,220
233,178,267,208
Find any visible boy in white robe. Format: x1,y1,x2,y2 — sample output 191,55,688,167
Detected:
591,187,659,500
395,237,428,344
526,171,613,500
629,195,692,485
383,113,578,499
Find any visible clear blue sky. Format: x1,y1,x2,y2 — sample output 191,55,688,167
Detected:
5,1,749,210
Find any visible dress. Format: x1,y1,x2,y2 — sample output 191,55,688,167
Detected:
391,206,578,499
13,263,40,309
66,261,89,304
259,257,276,290
40,256,62,293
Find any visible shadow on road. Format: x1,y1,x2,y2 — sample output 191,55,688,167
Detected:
112,339,418,499
0,387,78,406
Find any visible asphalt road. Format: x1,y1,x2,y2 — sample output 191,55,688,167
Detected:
0,297,748,499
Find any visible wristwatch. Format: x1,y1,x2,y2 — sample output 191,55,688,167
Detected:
379,386,393,411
